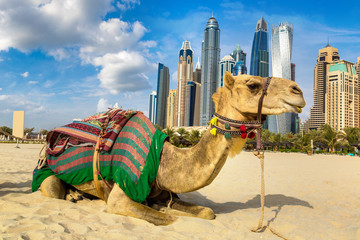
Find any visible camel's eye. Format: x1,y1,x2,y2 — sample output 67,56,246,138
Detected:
247,83,259,90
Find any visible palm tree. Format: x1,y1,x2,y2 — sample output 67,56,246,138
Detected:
188,129,201,145
321,124,339,153
342,127,360,145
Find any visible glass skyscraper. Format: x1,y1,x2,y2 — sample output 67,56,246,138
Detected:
231,45,247,76
200,17,220,126
149,91,157,124
155,63,169,129
270,22,294,134
250,17,269,77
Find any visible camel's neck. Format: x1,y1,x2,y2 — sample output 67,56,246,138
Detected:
156,127,246,193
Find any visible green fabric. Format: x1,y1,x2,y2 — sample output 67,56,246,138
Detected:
32,129,168,203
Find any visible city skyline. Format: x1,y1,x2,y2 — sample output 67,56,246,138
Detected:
0,0,360,130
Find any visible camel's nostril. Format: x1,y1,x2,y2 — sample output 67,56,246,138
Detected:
291,85,302,94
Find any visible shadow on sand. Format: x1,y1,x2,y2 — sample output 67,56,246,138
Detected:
0,180,32,197
180,192,313,214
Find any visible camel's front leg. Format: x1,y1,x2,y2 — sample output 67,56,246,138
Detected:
149,192,215,220
169,197,215,220
107,184,177,225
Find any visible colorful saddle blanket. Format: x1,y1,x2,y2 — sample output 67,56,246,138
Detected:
32,110,168,203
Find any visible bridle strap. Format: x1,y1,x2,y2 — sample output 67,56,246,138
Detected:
256,77,271,150
257,77,271,122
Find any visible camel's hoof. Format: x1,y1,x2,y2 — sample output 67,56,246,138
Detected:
70,198,76,203
198,208,215,220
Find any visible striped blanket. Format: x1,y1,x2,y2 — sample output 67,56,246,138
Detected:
32,110,168,203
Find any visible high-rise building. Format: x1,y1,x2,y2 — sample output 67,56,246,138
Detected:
149,91,157,124
156,63,169,129
250,16,269,77
305,44,340,131
166,89,176,128
200,16,220,126
218,55,235,88
184,60,202,126
269,22,294,134
356,57,360,76
325,60,359,131
231,45,247,76
193,60,202,126
175,41,193,127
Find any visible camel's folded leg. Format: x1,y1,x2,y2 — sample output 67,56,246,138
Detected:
107,184,177,226
168,197,215,220
40,175,66,199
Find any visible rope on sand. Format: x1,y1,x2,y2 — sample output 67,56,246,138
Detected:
252,150,289,240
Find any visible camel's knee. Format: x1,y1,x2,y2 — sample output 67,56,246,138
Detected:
40,175,66,199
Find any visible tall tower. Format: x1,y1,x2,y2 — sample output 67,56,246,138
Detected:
156,63,169,129
356,57,360,76
175,41,193,127
231,45,247,75
149,91,157,124
306,44,340,131
325,60,359,131
184,59,202,126
200,16,220,126
166,89,176,128
218,55,235,88
250,16,269,77
270,22,294,134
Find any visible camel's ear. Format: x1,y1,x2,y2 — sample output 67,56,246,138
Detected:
224,71,235,88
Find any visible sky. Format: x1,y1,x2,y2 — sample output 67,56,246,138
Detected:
0,0,359,131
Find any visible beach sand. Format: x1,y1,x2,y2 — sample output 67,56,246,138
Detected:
0,143,359,240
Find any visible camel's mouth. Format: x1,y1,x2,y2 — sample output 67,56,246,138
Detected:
287,104,303,113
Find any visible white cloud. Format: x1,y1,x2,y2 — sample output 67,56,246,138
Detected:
96,98,111,112
117,0,140,11
0,88,2,91
93,51,155,94
171,71,178,83
28,81,38,84
21,72,29,78
0,0,157,96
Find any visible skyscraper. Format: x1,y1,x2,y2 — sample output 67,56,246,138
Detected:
218,55,235,88
149,91,157,124
166,89,176,128
306,44,340,131
269,22,294,134
325,60,359,131
250,16,269,77
356,57,360,76
200,16,220,126
156,63,169,129
184,59,202,126
231,45,247,76
175,41,193,127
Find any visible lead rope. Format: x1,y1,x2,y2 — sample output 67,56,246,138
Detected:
251,131,288,240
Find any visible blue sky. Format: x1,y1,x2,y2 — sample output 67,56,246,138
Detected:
0,0,359,131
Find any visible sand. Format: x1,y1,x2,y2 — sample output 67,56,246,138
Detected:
0,143,359,240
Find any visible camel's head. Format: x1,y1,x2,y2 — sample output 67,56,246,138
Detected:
213,72,306,121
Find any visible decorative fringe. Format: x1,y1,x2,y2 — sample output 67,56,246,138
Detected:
210,117,218,126
210,128,217,136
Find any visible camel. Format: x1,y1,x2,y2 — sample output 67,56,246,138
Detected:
39,72,305,225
